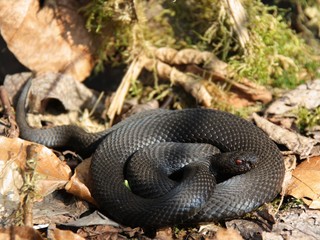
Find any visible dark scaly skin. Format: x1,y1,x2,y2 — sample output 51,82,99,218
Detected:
16,79,285,228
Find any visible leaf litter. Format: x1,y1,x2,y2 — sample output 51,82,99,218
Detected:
1,74,320,239
0,1,320,239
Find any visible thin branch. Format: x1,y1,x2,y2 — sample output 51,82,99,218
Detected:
0,85,19,138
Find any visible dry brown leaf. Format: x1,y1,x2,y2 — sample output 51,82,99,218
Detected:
272,208,320,239
0,226,43,240
286,156,320,209
0,136,71,223
155,227,173,240
0,0,94,81
229,77,272,104
65,158,96,205
215,228,243,240
50,229,85,240
266,79,320,115
77,225,128,240
204,80,253,108
4,72,97,113
120,100,159,121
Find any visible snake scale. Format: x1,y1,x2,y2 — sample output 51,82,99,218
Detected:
16,79,285,228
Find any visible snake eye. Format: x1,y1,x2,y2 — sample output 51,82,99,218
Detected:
235,159,243,165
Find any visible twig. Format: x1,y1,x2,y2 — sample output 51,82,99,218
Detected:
142,55,212,106
22,144,38,227
151,47,272,104
252,113,318,158
0,85,19,138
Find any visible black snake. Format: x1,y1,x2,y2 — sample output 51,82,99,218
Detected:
16,79,285,228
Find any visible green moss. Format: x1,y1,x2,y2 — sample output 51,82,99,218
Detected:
82,0,320,108
227,1,319,88
273,196,305,211
295,106,320,133
128,78,144,99
140,0,320,91
80,0,134,71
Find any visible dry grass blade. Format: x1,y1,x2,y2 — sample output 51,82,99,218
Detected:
107,57,144,124
224,0,249,48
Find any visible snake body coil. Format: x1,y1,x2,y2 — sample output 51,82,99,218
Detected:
16,79,285,228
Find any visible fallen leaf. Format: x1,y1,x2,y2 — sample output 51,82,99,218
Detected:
215,228,243,240
266,79,320,115
226,219,267,240
60,210,119,228
120,100,159,120
50,229,85,240
4,72,99,113
77,225,127,240
65,158,96,205
272,208,320,239
261,232,285,240
141,55,213,107
0,226,43,240
0,136,71,223
0,0,94,81
286,156,320,208
156,227,173,240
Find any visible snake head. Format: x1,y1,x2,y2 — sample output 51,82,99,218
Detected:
210,151,259,179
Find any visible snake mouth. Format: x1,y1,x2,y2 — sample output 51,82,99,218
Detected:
235,157,258,170
243,159,256,171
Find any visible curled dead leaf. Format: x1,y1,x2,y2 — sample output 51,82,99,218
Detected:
65,158,96,205
4,72,98,113
0,0,94,81
229,77,272,104
286,156,320,209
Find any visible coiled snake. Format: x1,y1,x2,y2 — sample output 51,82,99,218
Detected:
16,79,284,228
